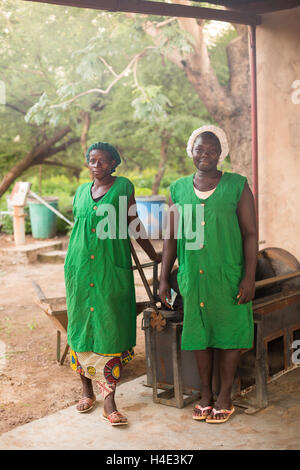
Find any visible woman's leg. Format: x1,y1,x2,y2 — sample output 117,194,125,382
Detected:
103,384,117,415
96,355,128,424
97,382,128,424
194,349,214,410
73,350,133,422
76,374,95,412
213,348,241,419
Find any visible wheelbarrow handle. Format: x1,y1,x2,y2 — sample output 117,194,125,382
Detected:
31,280,47,301
130,241,160,316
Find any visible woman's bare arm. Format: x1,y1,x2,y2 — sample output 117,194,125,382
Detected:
159,196,179,307
127,190,161,262
236,182,258,304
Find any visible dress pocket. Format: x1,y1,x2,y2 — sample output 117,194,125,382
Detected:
104,262,135,303
222,264,243,301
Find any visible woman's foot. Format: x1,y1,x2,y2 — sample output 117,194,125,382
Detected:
206,394,233,422
103,410,128,426
103,390,128,425
192,392,214,420
205,406,235,424
76,375,96,412
76,395,96,413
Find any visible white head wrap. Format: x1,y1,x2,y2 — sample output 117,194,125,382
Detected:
186,125,229,163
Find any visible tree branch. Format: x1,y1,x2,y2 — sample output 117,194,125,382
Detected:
5,103,27,115
98,56,119,77
152,130,171,195
226,25,250,103
0,126,75,197
50,47,155,109
79,111,91,159
134,0,236,117
148,17,177,29
31,159,81,177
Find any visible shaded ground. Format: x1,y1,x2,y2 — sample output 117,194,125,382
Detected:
0,234,162,435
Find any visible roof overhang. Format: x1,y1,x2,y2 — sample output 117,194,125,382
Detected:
23,0,300,25
23,0,261,26
198,1,300,14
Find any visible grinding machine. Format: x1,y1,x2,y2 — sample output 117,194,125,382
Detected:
142,247,300,413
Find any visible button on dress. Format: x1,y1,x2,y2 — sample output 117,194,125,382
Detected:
64,176,136,354
170,171,254,350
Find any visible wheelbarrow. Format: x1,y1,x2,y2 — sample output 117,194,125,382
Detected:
32,242,162,365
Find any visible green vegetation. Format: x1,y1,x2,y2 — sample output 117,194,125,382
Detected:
0,2,235,235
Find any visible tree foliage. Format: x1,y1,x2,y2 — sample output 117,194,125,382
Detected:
0,1,237,200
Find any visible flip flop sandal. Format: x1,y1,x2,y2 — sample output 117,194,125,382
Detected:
76,395,96,413
206,406,235,424
192,405,213,421
103,410,128,426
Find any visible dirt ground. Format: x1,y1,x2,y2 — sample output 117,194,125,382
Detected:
0,234,162,435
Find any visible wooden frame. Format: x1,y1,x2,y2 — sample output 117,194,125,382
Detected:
23,0,261,25
289,323,300,367
264,330,288,376
199,0,300,14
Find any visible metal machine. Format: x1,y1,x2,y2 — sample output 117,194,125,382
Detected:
143,247,300,413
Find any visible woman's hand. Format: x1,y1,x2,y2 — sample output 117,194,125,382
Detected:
237,276,256,304
159,279,172,308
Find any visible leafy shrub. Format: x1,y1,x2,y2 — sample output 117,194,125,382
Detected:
0,214,13,234
0,207,32,235
56,206,74,234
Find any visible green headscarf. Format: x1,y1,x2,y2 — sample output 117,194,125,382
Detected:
86,142,121,173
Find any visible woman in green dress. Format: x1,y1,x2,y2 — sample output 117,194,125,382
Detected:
64,142,161,426
159,126,257,424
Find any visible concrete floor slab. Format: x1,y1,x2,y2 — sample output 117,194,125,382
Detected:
0,240,63,264
0,370,299,450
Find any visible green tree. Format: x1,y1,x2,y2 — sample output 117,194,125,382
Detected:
0,1,236,199
0,2,96,197
126,2,253,185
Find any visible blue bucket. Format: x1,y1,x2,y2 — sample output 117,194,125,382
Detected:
135,196,166,239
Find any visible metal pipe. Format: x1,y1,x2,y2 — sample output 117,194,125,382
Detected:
249,25,259,240
29,191,74,227
13,206,25,246
130,241,160,315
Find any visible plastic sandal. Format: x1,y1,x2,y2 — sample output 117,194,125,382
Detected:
76,395,96,413
103,410,128,426
206,406,235,424
192,405,213,421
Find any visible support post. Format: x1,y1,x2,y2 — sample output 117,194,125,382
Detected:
249,25,259,240
13,205,25,246
56,330,61,363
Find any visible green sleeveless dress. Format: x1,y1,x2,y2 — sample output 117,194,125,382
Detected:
64,176,136,354
170,171,254,351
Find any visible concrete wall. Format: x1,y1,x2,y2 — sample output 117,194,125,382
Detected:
256,8,300,262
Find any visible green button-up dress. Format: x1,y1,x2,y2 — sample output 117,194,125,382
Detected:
64,176,136,354
170,171,254,351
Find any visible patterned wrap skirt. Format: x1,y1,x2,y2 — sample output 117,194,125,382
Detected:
70,348,134,398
